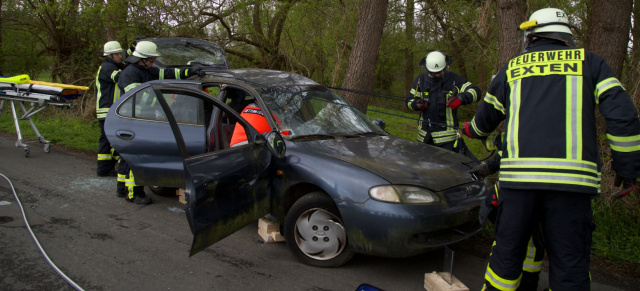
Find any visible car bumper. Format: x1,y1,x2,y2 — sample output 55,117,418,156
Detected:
337,196,483,258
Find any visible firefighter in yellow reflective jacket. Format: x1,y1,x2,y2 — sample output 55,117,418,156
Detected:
115,41,201,205
96,41,124,177
406,50,481,158
462,8,640,290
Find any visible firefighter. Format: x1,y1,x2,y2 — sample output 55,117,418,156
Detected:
406,50,481,158
462,8,640,290
95,41,124,177
116,41,201,204
229,103,279,147
472,133,545,291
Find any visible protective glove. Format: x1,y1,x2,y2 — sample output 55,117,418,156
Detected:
415,99,428,110
461,122,474,138
447,95,463,110
614,173,637,198
469,162,493,179
187,64,203,77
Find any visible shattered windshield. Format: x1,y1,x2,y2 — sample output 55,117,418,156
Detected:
155,41,227,67
259,85,386,139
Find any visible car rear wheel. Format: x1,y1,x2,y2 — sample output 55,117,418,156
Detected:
148,186,178,196
284,192,354,267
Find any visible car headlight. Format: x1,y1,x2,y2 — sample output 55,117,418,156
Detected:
369,185,440,204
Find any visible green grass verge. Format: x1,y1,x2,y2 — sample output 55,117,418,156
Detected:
0,105,99,152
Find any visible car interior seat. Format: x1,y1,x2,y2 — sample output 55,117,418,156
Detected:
207,88,253,151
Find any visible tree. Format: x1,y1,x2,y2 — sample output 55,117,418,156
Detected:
585,0,633,79
403,0,415,97
340,0,389,113
495,0,527,68
195,0,303,71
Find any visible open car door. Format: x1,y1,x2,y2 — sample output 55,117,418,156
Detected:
150,83,286,256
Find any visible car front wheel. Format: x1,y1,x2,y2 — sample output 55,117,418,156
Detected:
284,192,354,267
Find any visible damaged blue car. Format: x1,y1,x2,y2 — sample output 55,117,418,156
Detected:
105,68,485,267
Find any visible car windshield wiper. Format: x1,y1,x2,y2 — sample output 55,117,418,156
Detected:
343,131,384,138
289,134,339,141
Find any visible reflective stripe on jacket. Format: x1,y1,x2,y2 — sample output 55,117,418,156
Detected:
95,58,123,119
468,39,640,194
118,63,187,94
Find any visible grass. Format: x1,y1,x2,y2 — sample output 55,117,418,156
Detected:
0,105,99,152
2,100,639,265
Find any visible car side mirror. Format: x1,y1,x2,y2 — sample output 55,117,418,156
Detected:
373,118,386,130
265,131,286,158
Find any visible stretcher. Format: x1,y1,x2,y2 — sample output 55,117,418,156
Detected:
0,74,87,157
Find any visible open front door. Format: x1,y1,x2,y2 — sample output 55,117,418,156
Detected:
183,139,273,255
150,84,277,256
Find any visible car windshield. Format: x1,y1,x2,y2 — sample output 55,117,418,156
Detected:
259,85,387,139
156,41,226,67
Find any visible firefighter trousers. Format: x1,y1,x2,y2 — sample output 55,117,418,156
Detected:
97,119,118,175
117,158,145,199
484,188,593,291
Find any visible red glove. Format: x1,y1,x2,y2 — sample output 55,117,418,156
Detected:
415,99,428,110
614,173,636,198
447,96,463,109
462,122,474,138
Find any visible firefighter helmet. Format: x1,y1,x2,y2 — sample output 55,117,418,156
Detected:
132,41,160,58
522,8,572,35
520,8,575,48
103,41,123,56
424,51,447,73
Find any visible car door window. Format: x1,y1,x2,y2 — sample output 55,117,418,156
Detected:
169,94,203,125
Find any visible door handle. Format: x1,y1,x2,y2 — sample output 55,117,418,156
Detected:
116,130,135,139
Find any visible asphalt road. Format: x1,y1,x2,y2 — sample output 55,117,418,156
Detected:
0,133,630,291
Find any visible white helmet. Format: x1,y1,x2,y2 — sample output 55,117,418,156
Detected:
103,41,123,56
521,8,572,35
425,51,447,73
132,41,160,58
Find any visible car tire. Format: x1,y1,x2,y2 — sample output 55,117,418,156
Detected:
284,192,354,267
148,186,178,197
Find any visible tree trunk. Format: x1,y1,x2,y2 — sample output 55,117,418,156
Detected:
0,0,3,75
495,0,527,68
629,0,640,108
403,0,415,97
585,0,633,79
476,0,493,92
585,0,633,194
105,0,127,41
341,0,389,114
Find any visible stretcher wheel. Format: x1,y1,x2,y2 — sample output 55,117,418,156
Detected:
24,147,30,158
44,143,50,153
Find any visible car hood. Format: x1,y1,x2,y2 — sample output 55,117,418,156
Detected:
293,135,476,191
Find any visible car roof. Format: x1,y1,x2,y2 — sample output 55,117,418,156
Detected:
201,68,320,89
142,37,229,69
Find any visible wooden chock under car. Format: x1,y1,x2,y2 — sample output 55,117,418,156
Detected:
258,217,285,243
424,247,469,291
424,272,469,291
176,188,186,205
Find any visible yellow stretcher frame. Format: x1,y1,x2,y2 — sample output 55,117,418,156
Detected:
0,76,86,157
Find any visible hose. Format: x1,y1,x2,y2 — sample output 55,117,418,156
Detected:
0,173,84,291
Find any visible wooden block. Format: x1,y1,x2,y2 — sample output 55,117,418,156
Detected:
257,227,285,243
258,217,280,233
424,272,469,291
176,188,186,205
